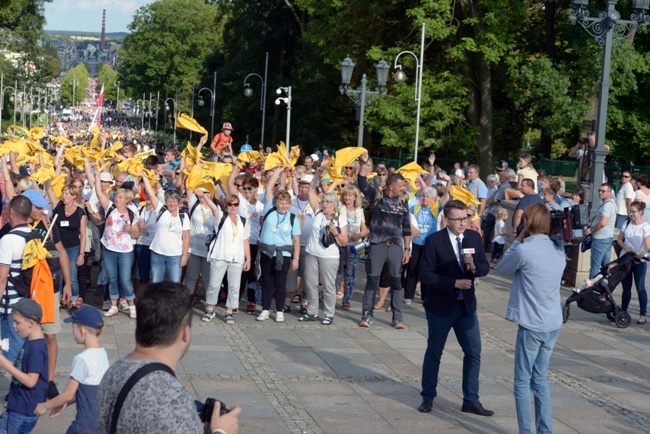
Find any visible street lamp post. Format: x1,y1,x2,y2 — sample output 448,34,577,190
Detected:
69,77,79,107
275,86,292,154
165,97,178,145
198,72,217,140
394,22,426,163
569,0,649,214
0,73,18,132
339,56,390,147
155,91,160,135
114,81,120,109
243,51,269,146
136,98,146,130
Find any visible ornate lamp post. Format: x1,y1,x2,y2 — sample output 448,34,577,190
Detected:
394,22,426,163
0,73,18,131
569,0,649,212
198,72,217,140
114,81,120,109
165,97,178,145
275,86,292,154
339,56,390,147
69,77,79,107
243,51,269,146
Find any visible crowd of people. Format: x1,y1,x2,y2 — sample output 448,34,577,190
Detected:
1,112,649,434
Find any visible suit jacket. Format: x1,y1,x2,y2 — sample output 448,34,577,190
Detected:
419,229,490,316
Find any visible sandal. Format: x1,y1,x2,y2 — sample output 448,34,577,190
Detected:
283,305,291,313
374,301,384,310
336,291,344,300
321,316,333,325
299,304,308,314
298,314,319,322
291,294,302,304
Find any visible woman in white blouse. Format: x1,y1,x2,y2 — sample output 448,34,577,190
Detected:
299,165,348,325
340,185,368,311
616,200,650,325
203,194,251,324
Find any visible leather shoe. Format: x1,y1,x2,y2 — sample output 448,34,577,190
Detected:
461,402,494,417
418,400,433,413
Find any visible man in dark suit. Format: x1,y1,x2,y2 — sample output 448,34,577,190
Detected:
417,200,493,416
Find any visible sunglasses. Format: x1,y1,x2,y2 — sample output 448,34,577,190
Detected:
235,184,242,188
241,186,254,191
378,173,387,177
622,175,631,178
598,189,608,193
345,167,353,170
227,202,239,207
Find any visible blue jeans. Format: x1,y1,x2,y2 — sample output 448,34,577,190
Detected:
621,259,648,316
1,313,26,363
136,245,152,285
589,237,613,279
421,304,482,404
513,326,560,434
150,251,182,283
0,408,39,433
65,245,80,301
102,246,135,301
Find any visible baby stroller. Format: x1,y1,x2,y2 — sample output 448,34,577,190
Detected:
562,253,639,328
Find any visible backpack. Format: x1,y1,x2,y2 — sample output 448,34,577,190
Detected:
155,206,186,225
188,200,200,219
106,204,135,225
261,206,296,230
6,229,55,323
207,215,247,253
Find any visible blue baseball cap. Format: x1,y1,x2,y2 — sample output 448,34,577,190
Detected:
22,189,49,208
64,306,104,329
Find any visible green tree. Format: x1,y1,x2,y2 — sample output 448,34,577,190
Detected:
60,64,89,106
97,62,119,102
118,0,220,98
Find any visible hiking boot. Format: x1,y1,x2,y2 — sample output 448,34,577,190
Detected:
202,310,216,322
256,310,270,321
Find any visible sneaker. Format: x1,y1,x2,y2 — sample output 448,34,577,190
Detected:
393,321,405,330
404,299,412,305
118,298,129,311
202,310,216,322
275,311,285,323
298,314,319,322
224,313,235,325
360,312,374,328
47,381,59,399
246,302,256,315
256,310,270,321
101,300,111,311
129,306,137,319
104,306,119,317
490,263,497,269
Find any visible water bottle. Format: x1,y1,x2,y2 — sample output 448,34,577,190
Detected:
350,238,369,255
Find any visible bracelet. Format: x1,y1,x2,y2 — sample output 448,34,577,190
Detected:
211,430,227,434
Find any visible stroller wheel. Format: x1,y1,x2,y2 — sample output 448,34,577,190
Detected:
562,304,570,324
614,311,631,328
606,310,617,323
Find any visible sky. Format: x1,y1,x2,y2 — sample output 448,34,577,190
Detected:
44,0,154,33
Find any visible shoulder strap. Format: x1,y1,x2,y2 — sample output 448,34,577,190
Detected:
109,363,175,434
155,206,184,224
126,208,135,225
139,205,145,215
188,200,200,219
209,215,230,254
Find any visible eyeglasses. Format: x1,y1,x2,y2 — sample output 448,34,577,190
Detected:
227,202,239,207
447,217,469,223
378,173,387,177
622,175,631,178
242,186,254,191
629,209,639,214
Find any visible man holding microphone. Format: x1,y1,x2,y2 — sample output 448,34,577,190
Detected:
417,200,492,416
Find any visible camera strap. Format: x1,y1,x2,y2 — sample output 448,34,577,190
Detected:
109,362,175,434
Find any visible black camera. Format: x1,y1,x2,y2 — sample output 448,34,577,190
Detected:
195,398,230,423
549,204,589,246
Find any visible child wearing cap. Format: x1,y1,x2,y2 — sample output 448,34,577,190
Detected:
34,306,109,434
0,298,48,433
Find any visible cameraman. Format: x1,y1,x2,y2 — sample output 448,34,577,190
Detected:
569,132,610,198
496,203,565,434
98,281,241,434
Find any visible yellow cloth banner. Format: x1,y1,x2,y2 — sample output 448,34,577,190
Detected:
176,113,208,136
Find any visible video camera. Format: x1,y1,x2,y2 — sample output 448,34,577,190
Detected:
549,204,589,246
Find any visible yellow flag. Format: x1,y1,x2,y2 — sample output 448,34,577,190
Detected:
397,161,428,192
176,113,208,135
64,146,86,170
29,127,44,141
238,150,265,164
136,148,156,160
101,141,124,161
29,165,56,185
180,142,200,167
185,165,215,196
334,147,367,168
450,185,481,206
51,174,68,199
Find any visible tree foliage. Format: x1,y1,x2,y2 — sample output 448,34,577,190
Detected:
97,62,119,102
60,64,89,106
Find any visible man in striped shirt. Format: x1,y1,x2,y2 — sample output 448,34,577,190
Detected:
0,196,33,362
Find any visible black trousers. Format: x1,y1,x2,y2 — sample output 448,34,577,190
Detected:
402,244,423,300
260,253,290,311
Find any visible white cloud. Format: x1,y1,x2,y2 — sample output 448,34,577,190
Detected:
76,0,147,13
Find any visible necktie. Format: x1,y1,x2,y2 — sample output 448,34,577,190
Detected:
456,236,465,300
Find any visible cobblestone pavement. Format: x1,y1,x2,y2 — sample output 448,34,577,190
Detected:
6,266,649,433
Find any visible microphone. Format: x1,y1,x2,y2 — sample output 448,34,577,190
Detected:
462,237,475,273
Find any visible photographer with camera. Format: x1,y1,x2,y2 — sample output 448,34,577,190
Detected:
496,203,565,434
569,132,610,200
98,281,241,434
